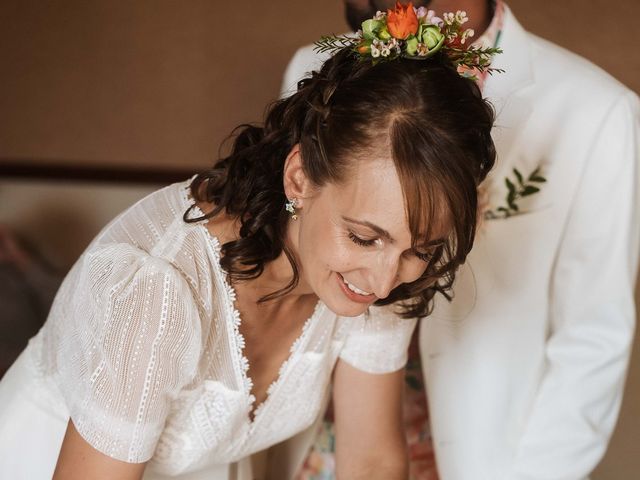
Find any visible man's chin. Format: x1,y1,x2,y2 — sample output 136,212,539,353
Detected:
344,2,376,32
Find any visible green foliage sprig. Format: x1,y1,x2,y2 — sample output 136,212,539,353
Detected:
314,35,360,55
448,46,504,78
484,167,547,220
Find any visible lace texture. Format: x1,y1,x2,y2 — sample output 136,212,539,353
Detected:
32,180,415,475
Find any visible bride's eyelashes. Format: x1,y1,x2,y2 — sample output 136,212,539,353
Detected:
347,231,433,262
413,250,433,263
348,231,377,247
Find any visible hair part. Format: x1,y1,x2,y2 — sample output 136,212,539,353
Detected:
185,48,495,318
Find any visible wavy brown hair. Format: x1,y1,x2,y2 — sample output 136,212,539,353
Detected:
184,48,495,318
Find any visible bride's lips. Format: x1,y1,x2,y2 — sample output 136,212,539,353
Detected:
336,273,376,304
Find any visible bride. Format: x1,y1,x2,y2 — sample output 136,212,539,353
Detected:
0,6,496,479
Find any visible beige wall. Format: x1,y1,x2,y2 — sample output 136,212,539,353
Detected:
0,0,347,171
1,1,638,172
0,1,638,478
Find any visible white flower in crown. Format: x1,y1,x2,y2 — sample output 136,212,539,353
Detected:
416,42,430,56
455,10,469,24
388,37,401,54
460,28,475,44
374,10,386,20
443,12,455,25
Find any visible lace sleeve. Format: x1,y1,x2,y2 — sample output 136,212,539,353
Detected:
54,243,202,463
338,306,416,374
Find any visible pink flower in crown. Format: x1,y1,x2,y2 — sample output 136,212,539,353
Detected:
427,10,444,27
421,8,443,26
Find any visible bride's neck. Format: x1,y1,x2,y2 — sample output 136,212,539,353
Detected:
200,206,315,305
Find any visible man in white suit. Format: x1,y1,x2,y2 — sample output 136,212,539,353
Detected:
280,1,640,479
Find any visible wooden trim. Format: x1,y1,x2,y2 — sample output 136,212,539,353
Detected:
0,159,198,184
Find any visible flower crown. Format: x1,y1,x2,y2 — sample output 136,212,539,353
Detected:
315,2,502,79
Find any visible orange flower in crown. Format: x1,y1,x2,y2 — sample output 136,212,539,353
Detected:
387,2,419,39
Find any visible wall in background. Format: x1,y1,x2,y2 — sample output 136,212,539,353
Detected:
2,1,636,173
0,0,347,171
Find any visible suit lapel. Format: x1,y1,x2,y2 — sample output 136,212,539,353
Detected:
483,5,534,101
482,5,536,195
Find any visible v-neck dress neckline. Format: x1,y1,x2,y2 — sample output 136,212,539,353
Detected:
188,201,325,429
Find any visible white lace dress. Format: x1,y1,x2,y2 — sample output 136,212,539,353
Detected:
0,180,416,480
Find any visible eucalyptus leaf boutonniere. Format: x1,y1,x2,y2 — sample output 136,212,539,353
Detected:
484,167,547,220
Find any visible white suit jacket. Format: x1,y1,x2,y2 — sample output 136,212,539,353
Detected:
423,7,640,480
278,5,640,480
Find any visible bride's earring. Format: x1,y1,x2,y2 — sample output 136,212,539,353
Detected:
285,198,299,220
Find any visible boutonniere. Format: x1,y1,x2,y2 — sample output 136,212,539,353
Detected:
484,167,546,220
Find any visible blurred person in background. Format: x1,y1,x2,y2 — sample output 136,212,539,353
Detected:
0,226,61,377
284,1,640,479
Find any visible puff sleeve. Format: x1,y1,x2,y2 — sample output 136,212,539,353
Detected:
338,306,416,374
51,243,202,463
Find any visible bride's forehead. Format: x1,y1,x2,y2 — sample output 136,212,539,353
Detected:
321,155,452,235
342,154,399,185
329,159,404,204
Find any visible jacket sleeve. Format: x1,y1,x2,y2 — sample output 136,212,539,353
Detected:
507,90,640,479
280,45,329,99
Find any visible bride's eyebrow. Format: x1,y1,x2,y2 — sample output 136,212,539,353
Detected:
341,216,395,243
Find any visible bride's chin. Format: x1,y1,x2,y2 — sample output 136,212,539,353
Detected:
321,297,370,318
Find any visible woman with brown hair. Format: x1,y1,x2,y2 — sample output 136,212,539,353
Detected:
0,5,496,479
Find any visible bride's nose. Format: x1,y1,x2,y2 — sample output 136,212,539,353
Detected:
368,254,400,300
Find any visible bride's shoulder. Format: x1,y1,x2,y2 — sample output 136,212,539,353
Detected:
191,202,241,247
